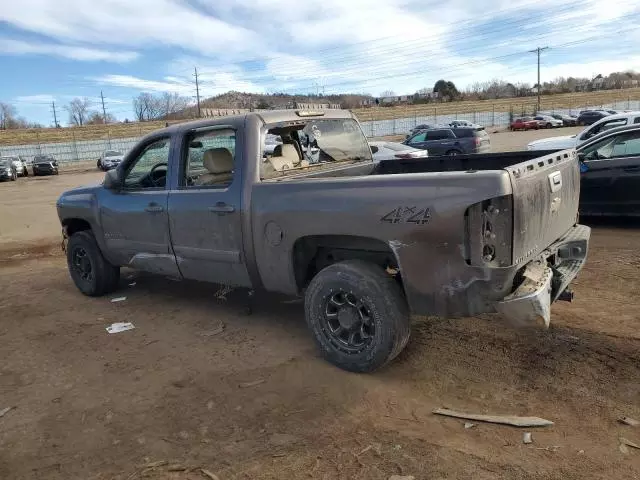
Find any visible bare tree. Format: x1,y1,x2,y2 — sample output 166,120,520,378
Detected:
0,102,18,129
158,92,191,119
65,97,92,126
86,111,117,125
133,92,159,121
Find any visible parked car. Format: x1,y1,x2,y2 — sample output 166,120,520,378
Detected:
97,150,125,171
577,123,640,216
510,117,539,131
0,157,18,181
577,110,610,125
19,156,33,173
533,115,563,128
263,134,282,155
403,126,490,155
406,123,432,138
548,113,578,127
57,110,589,373
2,155,29,176
32,154,59,176
527,111,640,151
449,120,482,129
369,141,428,162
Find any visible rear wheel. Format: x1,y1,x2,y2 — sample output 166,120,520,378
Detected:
445,150,461,156
304,260,410,373
67,231,120,296
23,167,28,177
11,171,17,181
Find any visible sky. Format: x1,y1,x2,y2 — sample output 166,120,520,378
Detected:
1,0,640,126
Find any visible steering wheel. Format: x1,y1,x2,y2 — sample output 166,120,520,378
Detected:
149,162,168,187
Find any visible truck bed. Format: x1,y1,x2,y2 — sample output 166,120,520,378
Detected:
374,150,565,175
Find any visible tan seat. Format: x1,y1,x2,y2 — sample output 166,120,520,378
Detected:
270,144,299,171
195,148,234,186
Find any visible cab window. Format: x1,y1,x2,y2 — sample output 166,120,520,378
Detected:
123,138,170,189
582,131,640,161
183,129,235,188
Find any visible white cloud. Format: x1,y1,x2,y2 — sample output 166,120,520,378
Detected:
0,38,137,62
14,94,56,103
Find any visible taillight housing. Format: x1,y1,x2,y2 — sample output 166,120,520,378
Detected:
464,195,513,267
474,137,481,147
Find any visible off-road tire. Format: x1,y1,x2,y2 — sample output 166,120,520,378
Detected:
66,231,120,296
304,260,410,373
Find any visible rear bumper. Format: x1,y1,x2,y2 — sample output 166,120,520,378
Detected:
495,224,590,327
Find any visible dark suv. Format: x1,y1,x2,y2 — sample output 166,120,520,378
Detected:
577,110,610,126
32,154,59,176
403,127,490,156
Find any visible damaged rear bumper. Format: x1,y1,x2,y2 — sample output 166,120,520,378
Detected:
495,224,590,328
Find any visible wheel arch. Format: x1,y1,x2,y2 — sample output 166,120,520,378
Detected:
292,234,401,292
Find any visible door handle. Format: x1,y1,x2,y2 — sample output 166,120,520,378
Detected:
208,202,235,213
145,204,164,213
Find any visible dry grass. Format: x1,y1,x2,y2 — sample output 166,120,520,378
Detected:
2,89,640,146
352,88,640,121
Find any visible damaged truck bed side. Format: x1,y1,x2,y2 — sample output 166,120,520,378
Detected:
57,109,590,373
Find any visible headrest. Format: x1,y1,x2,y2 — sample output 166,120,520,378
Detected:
203,148,233,174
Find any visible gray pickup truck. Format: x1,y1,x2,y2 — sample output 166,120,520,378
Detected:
57,110,590,372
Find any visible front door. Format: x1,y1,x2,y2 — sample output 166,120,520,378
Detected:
580,129,640,216
168,127,251,287
99,136,180,276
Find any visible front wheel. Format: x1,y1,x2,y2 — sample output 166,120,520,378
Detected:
304,260,410,373
11,171,17,181
23,168,28,177
67,231,120,296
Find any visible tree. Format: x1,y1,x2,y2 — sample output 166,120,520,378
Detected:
158,92,190,119
0,102,18,129
65,97,92,126
86,112,117,125
433,80,459,100
133,93,160,121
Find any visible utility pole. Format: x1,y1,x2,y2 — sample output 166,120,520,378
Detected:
51,101,59,128
100,90,108,123
194,67,201,118
529,46,549,112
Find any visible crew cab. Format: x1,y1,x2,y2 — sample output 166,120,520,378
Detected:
57,110,590,373
527,111,640,151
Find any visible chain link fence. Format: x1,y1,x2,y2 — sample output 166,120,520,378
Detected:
1,100,639,165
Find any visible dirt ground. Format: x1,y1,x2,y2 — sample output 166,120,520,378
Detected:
1,129,639,480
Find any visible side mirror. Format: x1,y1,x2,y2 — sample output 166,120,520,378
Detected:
370,145,379,154
103,168,122,191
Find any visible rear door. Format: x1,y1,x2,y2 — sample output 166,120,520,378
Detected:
167,126,251,287
424,129,456,155
508,149,581,265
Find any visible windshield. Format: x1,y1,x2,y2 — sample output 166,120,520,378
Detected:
261,118,371,179
105,150,122,157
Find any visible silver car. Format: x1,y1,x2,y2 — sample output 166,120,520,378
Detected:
98,150,125,171
1,156,27,177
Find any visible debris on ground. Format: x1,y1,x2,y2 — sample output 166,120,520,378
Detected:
620,437,640,450
200,469,220,480
106,322,135,334
619,416,640,427
110,296,127,303
523,432,533,444
388,475,415,480
167,464,187,471
128,282,136,287
620,443,630,454
200,324,225,337
214,285,233,300
239,379,265,388
358,443,382,456
432,408,554,427
464,422,475,429
0,406,14,418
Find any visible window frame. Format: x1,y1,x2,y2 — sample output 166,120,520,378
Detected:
178,125,237,190
581,130,640,163
425,129,454,140
121,135,172,192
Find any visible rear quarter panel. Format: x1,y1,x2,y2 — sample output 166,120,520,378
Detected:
250,171,513,317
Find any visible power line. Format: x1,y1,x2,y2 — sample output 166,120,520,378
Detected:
100,90,108,123
194,67,201,118
529,47,550,111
